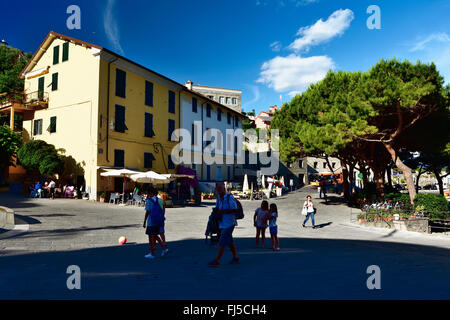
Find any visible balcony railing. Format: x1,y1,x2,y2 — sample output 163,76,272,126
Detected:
24,91,49,108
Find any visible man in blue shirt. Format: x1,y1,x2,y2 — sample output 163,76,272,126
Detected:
208,182,240,266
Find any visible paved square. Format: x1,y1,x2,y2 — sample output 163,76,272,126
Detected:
1,188,449,299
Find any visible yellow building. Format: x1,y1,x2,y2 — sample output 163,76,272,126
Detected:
18,31,183,199
16,31,246,199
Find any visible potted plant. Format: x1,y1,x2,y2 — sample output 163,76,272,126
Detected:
99,192,106,203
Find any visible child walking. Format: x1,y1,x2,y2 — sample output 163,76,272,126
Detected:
253,200,269,248
267,203,280,251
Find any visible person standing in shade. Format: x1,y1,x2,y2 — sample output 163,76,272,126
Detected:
302,195,316,229
143,187,168,259
208,182,240,267
48,179,56,200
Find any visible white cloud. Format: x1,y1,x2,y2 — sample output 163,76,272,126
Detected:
243,84,261,109
104,0,124,55
257,54,334,95
288,8,354,52
270,41,282,52
410,32,450,52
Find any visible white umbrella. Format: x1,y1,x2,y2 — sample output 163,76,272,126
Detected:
243,174,249,192
100,169,143,203
130,171,170,184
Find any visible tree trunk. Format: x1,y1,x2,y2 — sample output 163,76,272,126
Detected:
415,167,424,193
384,143,416,204
348,163,355,195
386,165,393,189
341,159,349,200
373,167,385,200
433,168,444,196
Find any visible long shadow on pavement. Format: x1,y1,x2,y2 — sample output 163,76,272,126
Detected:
0,237,449,300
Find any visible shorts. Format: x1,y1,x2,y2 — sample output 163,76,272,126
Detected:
269,226,278,236
146,225,162,236
219,226,235,247
256,226,267,230
159,224,165,234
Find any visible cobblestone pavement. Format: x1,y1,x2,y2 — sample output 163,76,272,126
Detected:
1,187,449,299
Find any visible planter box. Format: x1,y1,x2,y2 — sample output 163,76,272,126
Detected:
357,218,429,233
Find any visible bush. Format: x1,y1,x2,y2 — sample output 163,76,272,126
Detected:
414,193,449,220
384,192,412,210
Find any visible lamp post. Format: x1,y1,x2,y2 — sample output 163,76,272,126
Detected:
0,39,8,46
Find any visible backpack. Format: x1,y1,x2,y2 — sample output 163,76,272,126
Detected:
227,194,244,220
149,197,164,225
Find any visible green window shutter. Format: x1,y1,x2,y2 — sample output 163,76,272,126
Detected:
168,119,175,141
33,120,38,135
38,77,44,99
115,105,126,133
114,149,125,167
52,73,58,91
50,116,56,133
144,152,155,169
192,98,197,113
62,42,69,62
145,112,154,137
145,81,153,106
168,155,175,169
115,69,126,98
53,45,59,64
168,90,175,113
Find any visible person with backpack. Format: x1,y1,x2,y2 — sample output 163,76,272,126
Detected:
143,187,168,259
208,182,242,267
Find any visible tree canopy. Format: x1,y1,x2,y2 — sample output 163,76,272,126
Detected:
0,44,31,102
0,125,22,174
17,140,64,176
272,59,449,203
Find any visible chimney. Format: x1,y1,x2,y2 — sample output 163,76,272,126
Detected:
185,80,193,90
269,105,278,113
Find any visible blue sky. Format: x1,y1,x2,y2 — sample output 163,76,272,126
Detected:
1,0,449,114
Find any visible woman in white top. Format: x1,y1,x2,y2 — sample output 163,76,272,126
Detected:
302,195,316,229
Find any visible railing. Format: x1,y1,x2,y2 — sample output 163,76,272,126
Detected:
24,91,49,106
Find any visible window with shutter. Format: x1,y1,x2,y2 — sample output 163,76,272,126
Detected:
168,119,175,141
62,42,69,62
192,97,197,113
144,112,155,137
50,116,56,133
115,105,126,133
217,109,222,121
144,152,155,169
168,155,175,169
53,45,59,64
191,123,195,145
168,90,175,113
115,68,126,98
206,104,211,117
227,112,231,124
145,81,153,106
114,149,125,167
38,77,44,100
52,73,58,91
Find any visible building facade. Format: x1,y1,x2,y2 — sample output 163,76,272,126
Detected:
17,31,245,199
179,89,244,182
185,81,242,113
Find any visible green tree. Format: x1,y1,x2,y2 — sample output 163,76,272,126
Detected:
0,125,22,175
17,140,64,176
0,44,32,102
357,59,446,203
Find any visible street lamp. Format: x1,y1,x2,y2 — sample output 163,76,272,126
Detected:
0,39,8,46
